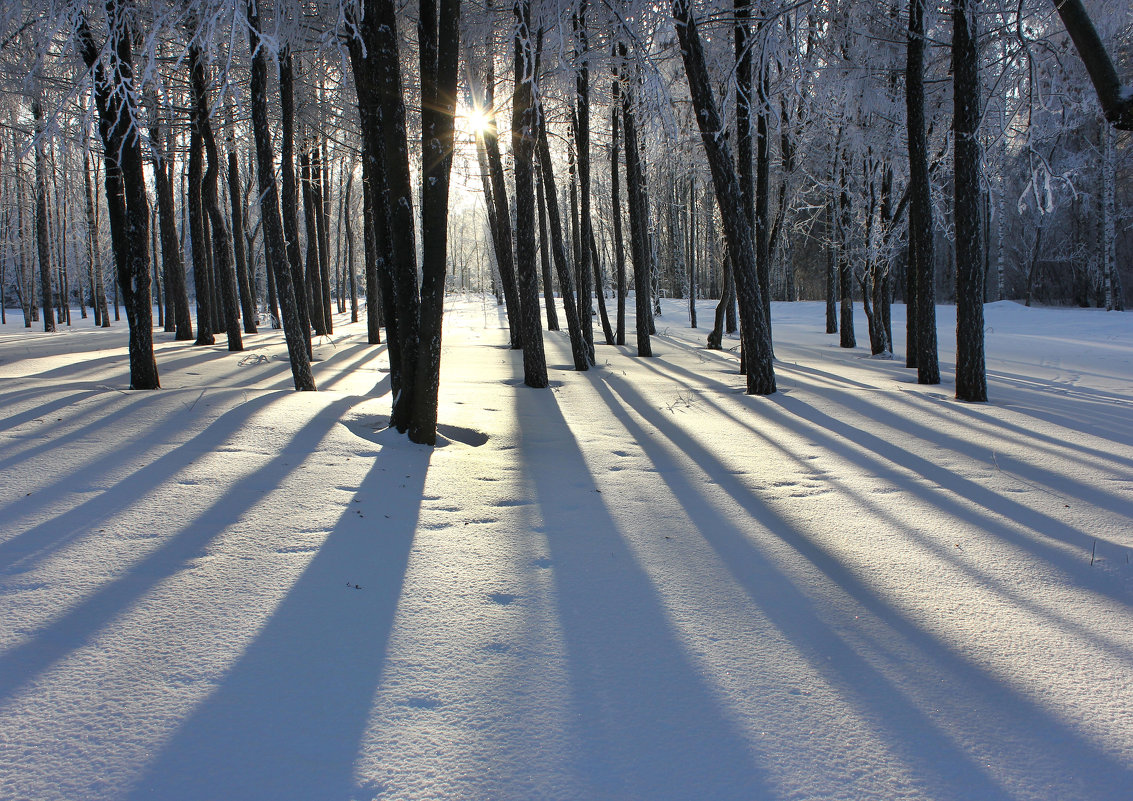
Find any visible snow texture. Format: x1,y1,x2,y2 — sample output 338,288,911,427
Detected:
0,297,1131,800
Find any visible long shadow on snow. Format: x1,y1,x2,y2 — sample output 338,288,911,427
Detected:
513,386,774,800
787,378,1133,527
126,429,427,801
632,357,1132,668
0,388,269,576
596,372,1133,798
649,351,1130,594
0,395,362,703
0,385,113,441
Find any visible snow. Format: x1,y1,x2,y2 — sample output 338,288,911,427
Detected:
1,297,1131,800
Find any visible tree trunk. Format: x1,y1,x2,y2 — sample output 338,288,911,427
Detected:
536,163,560,330
227,108,257,334
246,0,315,390
673,0,775,394
618,44,653,357
574,4,595,361
279,47,313,355
512,0,548,388
478,59,523,348
78,8,159,388
907,0,939,383
188,118,213,346
1102,123,1123,310
536,100,591,371
590,228,615,344
191,46,242,352
954,0,986,400
410,0,463,443
300,146,327,335
838,160,855,348
611,74,627,345
32,101,55,333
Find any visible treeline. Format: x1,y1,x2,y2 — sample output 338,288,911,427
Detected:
0,0,1128,432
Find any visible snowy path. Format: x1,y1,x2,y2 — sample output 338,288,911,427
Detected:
1,299,1131,800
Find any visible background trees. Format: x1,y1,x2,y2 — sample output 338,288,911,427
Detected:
0,0,1127,412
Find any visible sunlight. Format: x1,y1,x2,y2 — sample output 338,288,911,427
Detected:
461,104,493,138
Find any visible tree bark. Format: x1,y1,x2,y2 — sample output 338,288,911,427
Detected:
410,0,462,443
32,101,55,333
279,47,312,354
611,73,627,345
226,108,257,334
246,0,314,390
618,44,653,357
954,0,986,400
536,101,591,371
673,0,775,394
78,6,159,388
907,0,939,383
513,0,548,388
1050,0,1133,130
536,163,560,330
192,46,242,352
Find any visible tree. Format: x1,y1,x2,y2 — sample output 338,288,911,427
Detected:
511,0,548,388
672,0,775,395
78,2,159,389
906,0,939,384
246,0,315,391
954,0,986,401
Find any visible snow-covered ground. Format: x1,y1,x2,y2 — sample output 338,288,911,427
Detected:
1,297,1131,801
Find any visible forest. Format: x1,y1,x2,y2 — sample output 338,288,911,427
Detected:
0,0,1129,442
1,2,1133,799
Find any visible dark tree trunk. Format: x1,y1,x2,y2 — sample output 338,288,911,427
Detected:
838,160,855,348
78,7,159,389
149,100,192,340
359,157,383,342
479,66,523,349
754,29,772,343
410,0,462,443
313,143,333,334
954,0,986,401
347,16,402,380
344,170,359,323
1051,0,1133,130
369,0,422,431
188,121,213,346
673,0,775,394
536,101,591,371
536,165,560,330
246,0,315,390
81,146,110,328
589,228,615,344
875,160,894,353
279,47,312,355
512,0,548,388
191,46,242,352
688,173,697,327
32,101,55,333
300,147,327,336
708,254,735,349
907,0,940,383
611,74,626,345
618,43,652,357
226,112,257,334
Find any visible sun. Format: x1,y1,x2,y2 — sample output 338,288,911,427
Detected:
462,105,493,137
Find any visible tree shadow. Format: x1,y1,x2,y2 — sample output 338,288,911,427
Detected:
124,432,429,800
593,371,1133,799
511,385,775,800
0,395,365,704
